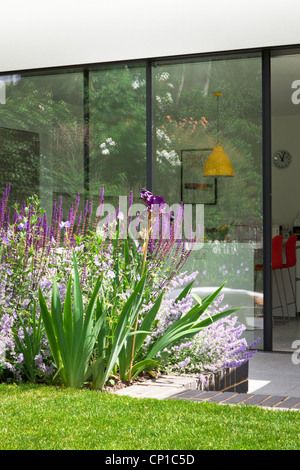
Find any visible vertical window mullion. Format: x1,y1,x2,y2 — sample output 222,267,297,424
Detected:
146,60,152,191
84,68,90,198
262,48,273,351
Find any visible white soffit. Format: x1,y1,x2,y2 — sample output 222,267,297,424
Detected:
0,0,300,72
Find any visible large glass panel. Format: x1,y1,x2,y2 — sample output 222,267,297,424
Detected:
89,64,147,205
271,49,300,351
0,63,147,220
153,55,263,348
0,71,84,216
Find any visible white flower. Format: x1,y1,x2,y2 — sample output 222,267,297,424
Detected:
159,72,170,81
106,137,116,146
132,79,140,89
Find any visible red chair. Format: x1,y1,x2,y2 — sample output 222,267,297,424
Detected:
272,234,284,269
272,235,287,319
255,235,286,319
281,235,297,317
255,234,283,270
283,234,297,269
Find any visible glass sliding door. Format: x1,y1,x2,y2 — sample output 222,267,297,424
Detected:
152,54,264,348
271,49,300,351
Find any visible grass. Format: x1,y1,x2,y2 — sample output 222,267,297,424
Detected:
0,383,300,450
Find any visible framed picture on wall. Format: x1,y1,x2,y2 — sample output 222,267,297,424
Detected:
181,149,217,204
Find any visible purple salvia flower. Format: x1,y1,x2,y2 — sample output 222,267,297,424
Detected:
82,200,89,235
86,197,93,234
95,186,105,226
128,190,133,208
75,211,82,236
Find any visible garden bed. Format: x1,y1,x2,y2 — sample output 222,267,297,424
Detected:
0,186,258,391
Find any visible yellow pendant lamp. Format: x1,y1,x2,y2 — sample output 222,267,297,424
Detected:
203,92,234,177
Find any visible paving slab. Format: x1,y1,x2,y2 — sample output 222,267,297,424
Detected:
235,394,272,405
256,396,287,407
273,397,300,409
205,392,237,403
222,393,254,404
114,384,184,399
113,375,198,399
170,390,207,400
188,391,221,401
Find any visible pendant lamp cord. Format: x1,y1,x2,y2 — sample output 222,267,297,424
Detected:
215,91,221,146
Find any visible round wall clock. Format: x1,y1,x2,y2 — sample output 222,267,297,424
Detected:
273,150,292,169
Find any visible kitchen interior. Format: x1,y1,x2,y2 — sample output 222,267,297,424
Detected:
271,50,300,351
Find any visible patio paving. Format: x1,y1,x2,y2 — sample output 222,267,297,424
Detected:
114,352,300,410
168,390,300,409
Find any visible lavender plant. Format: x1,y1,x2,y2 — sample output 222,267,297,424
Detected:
0,308,53,381
12,302,43,383
145,281,260,376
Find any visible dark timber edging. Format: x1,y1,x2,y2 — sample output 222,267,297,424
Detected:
168,390,300,410
197,363,249,393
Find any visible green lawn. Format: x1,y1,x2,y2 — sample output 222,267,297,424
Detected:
0,383,299,450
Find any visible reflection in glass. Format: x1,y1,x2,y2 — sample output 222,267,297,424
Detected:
0,72,84,216
0,64,147,221
153,56,263,347
271,50,300,351
0,57,263,348
89,64,147,206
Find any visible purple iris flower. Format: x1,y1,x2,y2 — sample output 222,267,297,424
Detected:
140,188,165,209
140,188,174,221
140,188,152,202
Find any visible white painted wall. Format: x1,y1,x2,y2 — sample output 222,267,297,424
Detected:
0,0,300,72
